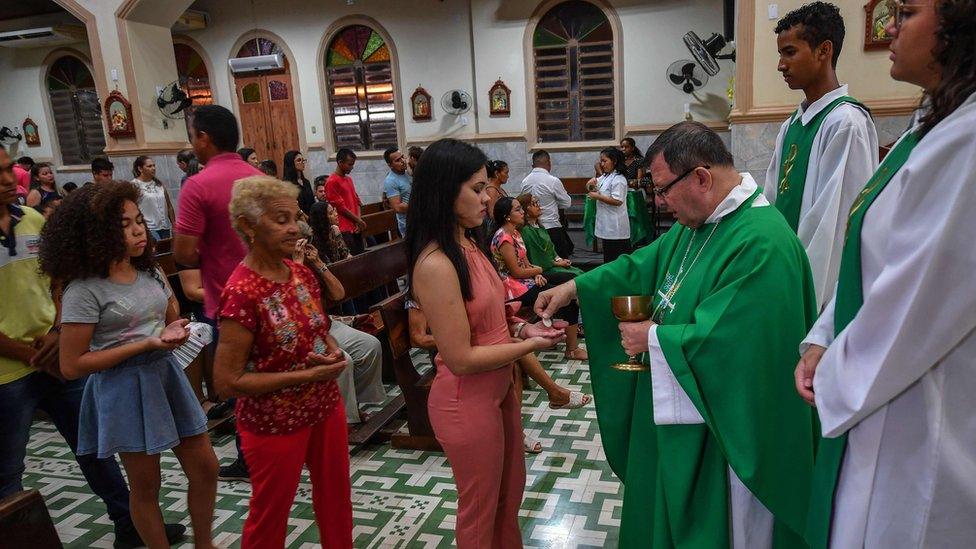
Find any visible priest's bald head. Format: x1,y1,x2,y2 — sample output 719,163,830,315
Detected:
646,121,739,229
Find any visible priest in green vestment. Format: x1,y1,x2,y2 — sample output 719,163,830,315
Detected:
536,122,819,548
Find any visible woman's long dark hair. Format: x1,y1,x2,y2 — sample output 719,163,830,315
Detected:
918,1,976,137
307,200,335,261
238,147,255,163
281,150,307,185
600,147,627,174
492,196,515,228
621,137,643,158
132,155,153,179
406,138,488,301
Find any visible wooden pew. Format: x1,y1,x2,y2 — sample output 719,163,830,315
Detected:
362,209,399,245
372,290,441,451
328,241,424,447
0,490,62,548
361,200,385,215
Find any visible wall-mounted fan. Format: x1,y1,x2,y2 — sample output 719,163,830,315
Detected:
441,90,472,116
667,60,708,94
0,126,23,144
683,31,736,77
156,81,193,119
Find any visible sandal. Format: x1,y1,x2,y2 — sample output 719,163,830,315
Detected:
565,347,589,361
524,434,543,454
549,391,591,410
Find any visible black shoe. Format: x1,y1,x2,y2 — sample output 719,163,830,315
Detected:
114,521,186,548
218,459,250,482
206,400,233,420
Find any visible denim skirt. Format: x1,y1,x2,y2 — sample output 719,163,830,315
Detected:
77,349,207,458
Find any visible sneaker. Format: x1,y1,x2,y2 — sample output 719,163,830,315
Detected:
218,459,250,482
114,521,186,548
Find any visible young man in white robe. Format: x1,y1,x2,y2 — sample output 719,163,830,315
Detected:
765,2,878,308
796,2,976,547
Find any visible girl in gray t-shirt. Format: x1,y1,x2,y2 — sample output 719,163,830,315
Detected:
38,181,216,547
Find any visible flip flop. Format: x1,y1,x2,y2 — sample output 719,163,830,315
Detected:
549,391,591,410
524,434,543,454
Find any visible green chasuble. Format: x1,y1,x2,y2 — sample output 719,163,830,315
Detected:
583,191,655,247
804,132,920,549
776,96,868,231
521,223,584,277
576,189,819,548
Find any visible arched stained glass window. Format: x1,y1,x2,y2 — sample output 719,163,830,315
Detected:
47,55,105,165
533,1,615,142
174,43,213,137
325,25,398,151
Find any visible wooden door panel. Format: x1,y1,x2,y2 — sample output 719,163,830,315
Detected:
265,75,300,165
235,76,274,168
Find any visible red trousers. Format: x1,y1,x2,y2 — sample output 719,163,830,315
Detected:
239,405,353,549
428,363,525,548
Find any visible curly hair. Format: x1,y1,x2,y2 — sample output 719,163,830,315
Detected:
38,180,157,284
918,0,976,137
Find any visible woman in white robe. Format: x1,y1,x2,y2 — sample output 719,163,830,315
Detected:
795,2,976,547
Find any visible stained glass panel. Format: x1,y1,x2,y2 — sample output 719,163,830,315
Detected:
533,1,610,47
327,25,390,67
268,80,289,101
47,56,95,91
242,82,261,103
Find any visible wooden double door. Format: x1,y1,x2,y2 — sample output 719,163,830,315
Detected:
234,70,299,175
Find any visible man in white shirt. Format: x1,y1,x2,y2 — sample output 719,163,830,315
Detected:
764,1,878,309
520,150,574,258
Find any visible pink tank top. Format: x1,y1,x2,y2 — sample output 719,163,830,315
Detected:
459,246,510,347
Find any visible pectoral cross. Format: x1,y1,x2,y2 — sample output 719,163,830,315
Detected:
779,143,798,194
654,289,677,323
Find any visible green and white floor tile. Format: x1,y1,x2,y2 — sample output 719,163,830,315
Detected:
23,346,623,548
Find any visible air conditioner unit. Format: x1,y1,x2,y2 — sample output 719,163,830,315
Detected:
228,54,284,74
172,10,209,32
0,25,86,49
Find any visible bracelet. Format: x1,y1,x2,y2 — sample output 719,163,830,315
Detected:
513,322,527,339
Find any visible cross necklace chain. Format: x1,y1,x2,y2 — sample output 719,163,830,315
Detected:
651,221,721,323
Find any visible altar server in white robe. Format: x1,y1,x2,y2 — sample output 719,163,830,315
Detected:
796,2,976,547
765,2,878,308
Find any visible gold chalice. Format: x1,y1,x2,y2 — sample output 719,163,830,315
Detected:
610,295,653,372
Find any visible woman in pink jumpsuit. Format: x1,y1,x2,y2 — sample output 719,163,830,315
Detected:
406,138,567,548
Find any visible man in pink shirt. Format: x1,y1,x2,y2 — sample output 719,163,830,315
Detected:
325,148,367,255
12,157,32,200
174,105,260,320
174,105,261,482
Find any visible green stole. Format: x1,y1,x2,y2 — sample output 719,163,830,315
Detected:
776,96,868,231
521,223,584,276
805,132,920,549
583,191,654,247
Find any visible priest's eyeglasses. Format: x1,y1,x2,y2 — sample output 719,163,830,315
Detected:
652,165,709,197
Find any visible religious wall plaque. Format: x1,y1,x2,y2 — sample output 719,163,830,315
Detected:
864,0,894,50
411,86,432,121
104,90,135,138
489,78,511,116
22,117,40,147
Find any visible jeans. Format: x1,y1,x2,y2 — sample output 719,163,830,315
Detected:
151,228,172,240
0,372,132,526
201,315,248,471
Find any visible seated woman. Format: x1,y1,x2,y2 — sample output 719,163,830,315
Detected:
516,193,584,278
491,197,587,361
303,202,387,424
214,176,352,548
406,295,589,453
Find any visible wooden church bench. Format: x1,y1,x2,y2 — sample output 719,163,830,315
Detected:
0,490,62,548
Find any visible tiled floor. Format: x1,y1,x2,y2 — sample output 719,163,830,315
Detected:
23,346,622,548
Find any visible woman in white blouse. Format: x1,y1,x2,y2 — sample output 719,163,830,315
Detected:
131,155,175,240
587,147,630,263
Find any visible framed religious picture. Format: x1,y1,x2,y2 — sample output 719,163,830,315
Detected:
411,87,432,121
22,117,40,147
489,78,511,116
864,0,894,50
104,90,135,138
